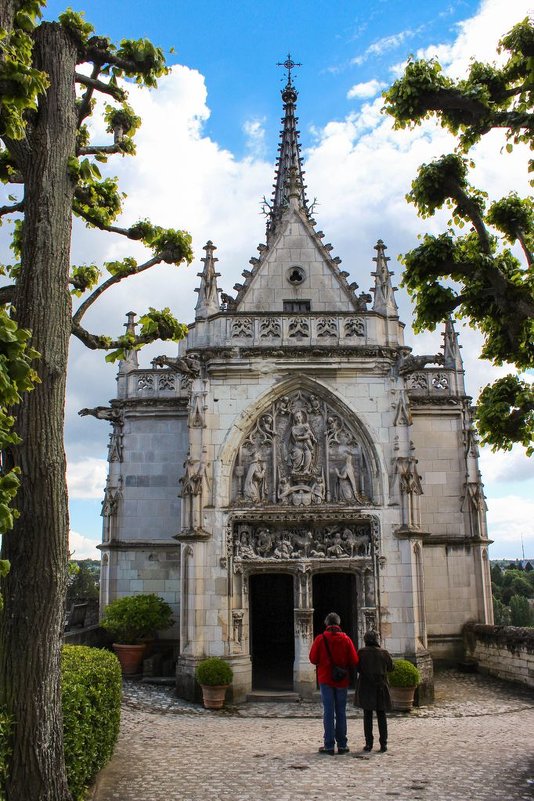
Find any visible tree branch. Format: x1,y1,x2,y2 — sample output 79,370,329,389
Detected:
71,321,160,350
76,144,127,156
77,63,101,127
0,285,16,305
0,200,23,216
516,231,534,268
74,72,126,101
72,255,160,326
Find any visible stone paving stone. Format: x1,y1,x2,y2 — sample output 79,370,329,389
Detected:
92,671,534,801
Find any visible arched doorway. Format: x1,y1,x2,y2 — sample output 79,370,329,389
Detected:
250,573,294,690
312,572,358,645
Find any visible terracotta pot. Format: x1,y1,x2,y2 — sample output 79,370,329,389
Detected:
112,643,148,676
390,685,417,711
200,684,229,709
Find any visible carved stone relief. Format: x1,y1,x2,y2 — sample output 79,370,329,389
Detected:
232,390,371,507
344,318,365,338
232,318,253,338
260,318,281,338
232,521,372,562
288,318,310,338
316,317,337,337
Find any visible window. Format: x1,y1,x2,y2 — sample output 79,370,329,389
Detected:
283,300,311,312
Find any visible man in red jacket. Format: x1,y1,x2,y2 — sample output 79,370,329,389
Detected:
309,612,359,755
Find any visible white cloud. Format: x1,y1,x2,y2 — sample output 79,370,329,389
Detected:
347,79,386,100
352,27,423,66
66,0,534,558
243,117,267,159
486,495,534,555
69,529,101,560
67,458,108,499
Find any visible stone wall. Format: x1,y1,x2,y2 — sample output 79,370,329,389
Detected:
464,623,534,688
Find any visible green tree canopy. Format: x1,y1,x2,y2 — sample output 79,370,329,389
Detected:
384,18,534,455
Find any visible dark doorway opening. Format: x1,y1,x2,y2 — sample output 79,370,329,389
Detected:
250,573,294,690
312,572,358,646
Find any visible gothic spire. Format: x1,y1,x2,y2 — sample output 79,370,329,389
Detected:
195,240,221,319
267,54,310,238
371,240,398,316
442,316,464,371
118,311,138,373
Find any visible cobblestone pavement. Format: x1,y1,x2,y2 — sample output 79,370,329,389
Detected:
93,670,534,801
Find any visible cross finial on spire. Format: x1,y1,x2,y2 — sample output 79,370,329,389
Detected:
276,53,302,86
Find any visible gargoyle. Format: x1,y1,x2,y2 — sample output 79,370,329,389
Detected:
398,353,444,376
152,354,201,377
78,406,123,422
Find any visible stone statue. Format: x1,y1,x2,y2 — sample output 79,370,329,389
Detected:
243,453,267,503
288,409,317,475
335,452,362,503
311,474,325,504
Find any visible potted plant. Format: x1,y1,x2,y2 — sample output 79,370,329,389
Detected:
388,658,421,711
101,594,174,675
195,657,233,709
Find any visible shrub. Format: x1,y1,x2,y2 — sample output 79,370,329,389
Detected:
195,657,233,686
100,594,174,644
62,645,122,801
388,658,421,688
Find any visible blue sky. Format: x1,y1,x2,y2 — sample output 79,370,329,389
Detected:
33,0,534,560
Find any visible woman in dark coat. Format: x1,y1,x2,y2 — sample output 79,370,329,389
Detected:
355,629,393,752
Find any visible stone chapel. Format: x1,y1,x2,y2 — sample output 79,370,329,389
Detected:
92,66,494,702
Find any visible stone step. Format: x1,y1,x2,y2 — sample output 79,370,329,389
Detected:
246,690,301,703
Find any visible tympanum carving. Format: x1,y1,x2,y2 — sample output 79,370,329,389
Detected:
233,390,371,507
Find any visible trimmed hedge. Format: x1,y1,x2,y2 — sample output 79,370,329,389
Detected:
62,645,122,800
195,657,233,686
1,646,121,800
389,658,421,688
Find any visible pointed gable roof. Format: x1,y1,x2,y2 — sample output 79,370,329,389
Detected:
225,63,371,315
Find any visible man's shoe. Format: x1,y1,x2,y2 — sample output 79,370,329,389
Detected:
337,747,350,755
379,745,387,753
363,744,372,752
318,747,335,755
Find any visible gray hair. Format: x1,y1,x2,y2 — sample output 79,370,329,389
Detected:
364,629,379,646
324,612,340,627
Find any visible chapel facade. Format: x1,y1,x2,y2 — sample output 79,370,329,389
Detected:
93,68,493,702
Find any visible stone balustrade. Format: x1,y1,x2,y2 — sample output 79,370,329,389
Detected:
463,623,534,689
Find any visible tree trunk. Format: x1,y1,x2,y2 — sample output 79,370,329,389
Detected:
0,23,77,801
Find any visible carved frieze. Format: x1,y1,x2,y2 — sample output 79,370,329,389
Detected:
231,318,253,338
158,374,176,392
232,521,372,563
288,318,310,338
137,374,154,392
232,389,371,506
260,318,281,338
317,317,337,338
344,318,365,338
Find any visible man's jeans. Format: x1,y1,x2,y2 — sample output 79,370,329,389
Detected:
319,684,348,750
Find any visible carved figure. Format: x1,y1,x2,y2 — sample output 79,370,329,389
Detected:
152,353,201,376
343,528,370,556
244,453,267,502
327,532,347,558
274,533,294,559
311,474,325,505
256,528,273,557
398,352,444,376
277,475,292,503
335,452,361,502
79,406,122,422
289,409,317,475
